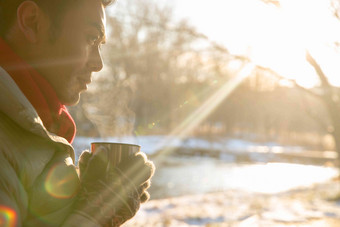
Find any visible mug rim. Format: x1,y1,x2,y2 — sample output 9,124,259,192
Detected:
91,142,140,148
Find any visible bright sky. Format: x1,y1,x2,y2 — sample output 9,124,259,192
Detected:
157,0,340,88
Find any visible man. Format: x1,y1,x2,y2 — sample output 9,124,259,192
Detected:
0,0,154,226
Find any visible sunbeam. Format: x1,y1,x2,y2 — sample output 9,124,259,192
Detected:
152,63,255,163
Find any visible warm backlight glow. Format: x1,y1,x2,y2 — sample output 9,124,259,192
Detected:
172,0,340,88
250,0,340,88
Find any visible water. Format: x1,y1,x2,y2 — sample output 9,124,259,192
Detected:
72,137,339,199
149,156,339,199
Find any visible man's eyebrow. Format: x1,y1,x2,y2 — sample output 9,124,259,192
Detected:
87,21,106,43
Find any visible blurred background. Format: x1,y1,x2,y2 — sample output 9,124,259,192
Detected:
70,0,340,226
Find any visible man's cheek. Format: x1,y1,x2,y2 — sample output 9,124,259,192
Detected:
73,43,90,65
69,76,80,91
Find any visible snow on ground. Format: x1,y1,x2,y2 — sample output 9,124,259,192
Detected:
73,136,340,226
123,181,340,227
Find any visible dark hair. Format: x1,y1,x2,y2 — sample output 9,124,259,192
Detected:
0,0,114,38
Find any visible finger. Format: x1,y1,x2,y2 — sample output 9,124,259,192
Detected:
117,189,141,218
134,160,155,183
78,150,92,177
118,152,147,172
117,154,155,186
140,191,150,203
127,161,154,187
136,181,151,197
83,149,108,181
140,180,151,191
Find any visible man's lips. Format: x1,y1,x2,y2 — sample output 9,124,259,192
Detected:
78,76,92,90
79,77,92,84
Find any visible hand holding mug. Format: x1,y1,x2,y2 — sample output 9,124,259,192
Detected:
75,143,155,226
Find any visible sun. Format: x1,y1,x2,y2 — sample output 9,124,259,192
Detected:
172,0,340,88
248,0,340,88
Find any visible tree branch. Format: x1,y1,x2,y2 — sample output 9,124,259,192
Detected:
305,51,331,88
256,65,322,100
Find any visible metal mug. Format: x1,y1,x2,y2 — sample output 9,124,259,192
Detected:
91,142,140,172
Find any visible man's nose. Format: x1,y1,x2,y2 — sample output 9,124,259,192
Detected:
88,47,104,72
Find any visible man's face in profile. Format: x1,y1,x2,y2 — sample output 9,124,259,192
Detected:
37,0,106,106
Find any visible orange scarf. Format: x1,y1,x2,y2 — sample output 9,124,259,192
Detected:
0,38,76,143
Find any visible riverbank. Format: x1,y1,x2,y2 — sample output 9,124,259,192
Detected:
124,179,340,227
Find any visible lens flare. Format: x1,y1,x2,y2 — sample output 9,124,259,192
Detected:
45,163,79,199
0,206,17,227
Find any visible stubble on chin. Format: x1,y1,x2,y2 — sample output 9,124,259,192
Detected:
62,76,83,106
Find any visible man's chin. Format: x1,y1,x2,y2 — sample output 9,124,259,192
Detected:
60,93,81,106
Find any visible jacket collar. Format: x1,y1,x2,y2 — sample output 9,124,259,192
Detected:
0,38,76,143
0,67,75,162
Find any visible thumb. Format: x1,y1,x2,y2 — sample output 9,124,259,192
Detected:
78,150,92,178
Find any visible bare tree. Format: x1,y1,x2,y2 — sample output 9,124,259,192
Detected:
257,0,340,165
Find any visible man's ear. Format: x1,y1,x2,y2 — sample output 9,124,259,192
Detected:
17,1,45,43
